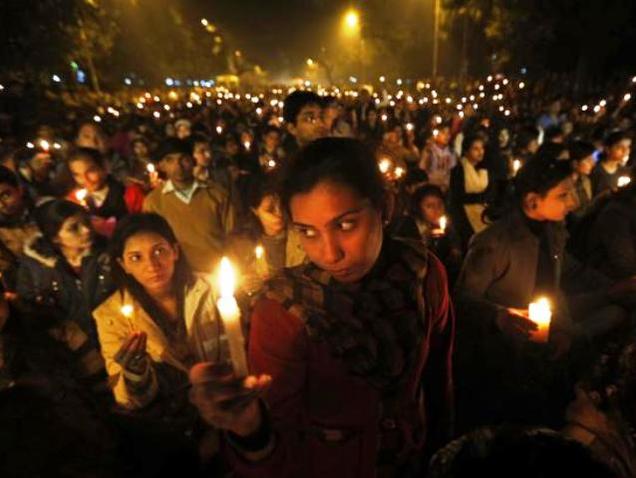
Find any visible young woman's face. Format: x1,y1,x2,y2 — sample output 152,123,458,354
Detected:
465,140,485,164
574,156,595,176
528,176,577,222
55,214,92,251
290,181,383,283
607,139,632,164
193,143,212,167
133,141,149,158
419,195,445,225
69,158,107,192
119,232,178,295
252,194,284,236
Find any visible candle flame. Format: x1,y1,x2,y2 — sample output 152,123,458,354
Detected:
39,140,50,151
618,176,631,188
146,163,156,174
75,189,88,202
513,159,522,174
255,245,264,260
218,257,236,299
439,216,447,232
120,304,133,318
394,166,404,178
378,159,391,174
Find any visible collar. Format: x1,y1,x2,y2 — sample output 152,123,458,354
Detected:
162,180,207,204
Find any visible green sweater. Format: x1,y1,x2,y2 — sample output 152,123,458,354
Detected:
143,182,235,272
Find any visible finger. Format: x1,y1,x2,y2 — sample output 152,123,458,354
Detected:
120,334,143,366
113,334,138,363
190,362,235,385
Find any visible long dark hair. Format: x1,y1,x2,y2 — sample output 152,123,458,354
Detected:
110,213,195,327
280,137,386,216
483,155,573,222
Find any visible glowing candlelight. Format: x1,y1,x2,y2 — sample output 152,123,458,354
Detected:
216,258,248,378
439,215,447,233
618,176,631,188
244,141,251,151
39,140,50,152
267,159,277,170
75,188,88,207
121,304,135,331
254,244,269,277
216,126,223,135
146,163,156,174
381,114,388,122
378,158,391,174
529,297,551,343
513,159,522,175
394,166,405,179
406,123,414,132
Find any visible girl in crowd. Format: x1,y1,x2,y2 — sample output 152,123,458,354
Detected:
190,137,454,477
228,175,305,294
449,135,491,249
67,147,144,236
17,199,114,393
93,213,232,473
590,131,631,196
412,184,463,285
454,155,630,432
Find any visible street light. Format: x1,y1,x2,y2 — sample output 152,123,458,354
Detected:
342,8,360,35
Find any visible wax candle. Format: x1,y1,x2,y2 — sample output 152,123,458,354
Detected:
254,244,268,277
529,297,551,343
75,188,88,208
216,257,249,377
121,304,135,332
513,159,522,175
618,176,631,188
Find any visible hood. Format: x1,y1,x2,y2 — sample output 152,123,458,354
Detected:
23,233,58,268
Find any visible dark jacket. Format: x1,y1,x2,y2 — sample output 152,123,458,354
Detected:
16,234,114,346
586,195,636,280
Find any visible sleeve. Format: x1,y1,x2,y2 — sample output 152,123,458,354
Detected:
93,305,159,410
597,208,636,279
422,254,455,448
453,233,505,330
142,193,156,213
124,184,146,214
225,298,308,477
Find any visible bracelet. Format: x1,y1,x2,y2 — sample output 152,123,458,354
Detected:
226,400,274,453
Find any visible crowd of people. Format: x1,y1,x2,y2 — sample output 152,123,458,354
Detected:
0,74,636,477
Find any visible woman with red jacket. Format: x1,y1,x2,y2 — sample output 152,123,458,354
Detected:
67,147,144,237
190,138,455,477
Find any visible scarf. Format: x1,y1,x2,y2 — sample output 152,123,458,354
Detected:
263,237,429,391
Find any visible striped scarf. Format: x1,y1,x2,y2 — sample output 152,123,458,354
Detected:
263,237,429,391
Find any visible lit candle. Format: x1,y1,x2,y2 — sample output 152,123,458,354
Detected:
216,257,249,378
528,297,551,343
121,304,135,332
513,159,522,175
378,158,391,174
39,139,50,152
75,188,88,208
244,141,251,151
394,166,405,179
216,126,223,135
439,215,447,233
254,244,268,277
618,176,631,188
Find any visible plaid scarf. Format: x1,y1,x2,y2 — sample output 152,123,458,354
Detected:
264,237,429,391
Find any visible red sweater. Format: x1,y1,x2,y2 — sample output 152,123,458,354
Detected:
228,254,455,478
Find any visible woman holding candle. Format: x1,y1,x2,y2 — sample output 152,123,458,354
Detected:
93,212,232,474
190,137,454,477
16,199,114,395
67,147,145,236
448,135,492,250
227,176,306,293
454,155,630,432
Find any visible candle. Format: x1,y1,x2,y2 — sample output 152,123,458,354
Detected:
39,139,50,152
75,188,88,208
244,141,251,151
216,126,223,135
432,215,447,237
528,297,551,343
394,166,405,179
378,158,391,174
618,176,631,188
121,304,135,332
216,257,249,378
513,159,522,175
254,244,268,277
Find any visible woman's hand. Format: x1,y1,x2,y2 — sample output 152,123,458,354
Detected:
113,331,148,375
189,362,271,437
495,307,538,341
